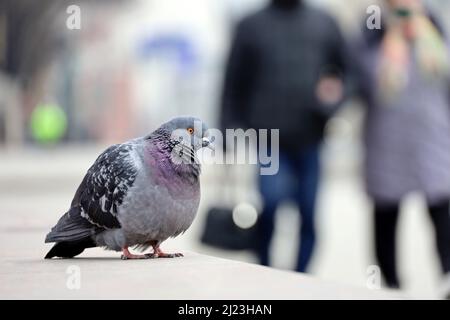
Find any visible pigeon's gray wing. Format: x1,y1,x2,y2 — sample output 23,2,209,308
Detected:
45,143,138,243
75,143,138,229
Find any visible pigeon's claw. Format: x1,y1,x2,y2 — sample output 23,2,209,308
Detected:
121,247,151,260
152,246,184,258
154,252,184,258
120,254,150,260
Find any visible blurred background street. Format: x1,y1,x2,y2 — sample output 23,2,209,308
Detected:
2,0,450,299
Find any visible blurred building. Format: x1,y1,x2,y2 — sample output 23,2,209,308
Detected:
0,0,388,146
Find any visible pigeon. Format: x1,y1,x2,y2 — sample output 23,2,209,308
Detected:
45,116,213,259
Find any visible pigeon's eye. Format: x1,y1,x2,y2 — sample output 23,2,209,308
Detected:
187,127,194,135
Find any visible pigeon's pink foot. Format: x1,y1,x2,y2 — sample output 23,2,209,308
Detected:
152,246,184,258
120,247,151,260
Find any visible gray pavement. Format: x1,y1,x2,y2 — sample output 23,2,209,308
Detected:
1,250,403,300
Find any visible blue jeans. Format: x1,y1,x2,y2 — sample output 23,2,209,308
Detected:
257,145,320,272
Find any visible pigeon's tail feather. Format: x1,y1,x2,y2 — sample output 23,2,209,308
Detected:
45,237,96,259
45,206,94,243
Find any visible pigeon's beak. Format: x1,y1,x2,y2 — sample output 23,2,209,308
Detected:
202,137,214,151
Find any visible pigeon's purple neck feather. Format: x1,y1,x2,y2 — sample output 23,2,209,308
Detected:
143,128,200,190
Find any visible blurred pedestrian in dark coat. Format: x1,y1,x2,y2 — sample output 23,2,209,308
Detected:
220,0,347,272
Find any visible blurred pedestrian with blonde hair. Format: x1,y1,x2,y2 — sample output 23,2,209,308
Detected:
353,0,450,297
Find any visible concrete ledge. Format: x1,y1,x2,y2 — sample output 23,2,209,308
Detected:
0,250,403,300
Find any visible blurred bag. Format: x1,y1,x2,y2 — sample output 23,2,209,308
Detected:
200,166,258,251
201,207,258,251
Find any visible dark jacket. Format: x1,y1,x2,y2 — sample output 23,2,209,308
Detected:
220,3,348,150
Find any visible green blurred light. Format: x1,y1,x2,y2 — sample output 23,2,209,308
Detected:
30,103,67,144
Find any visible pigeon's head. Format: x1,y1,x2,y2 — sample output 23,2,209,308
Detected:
157,116,213,152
